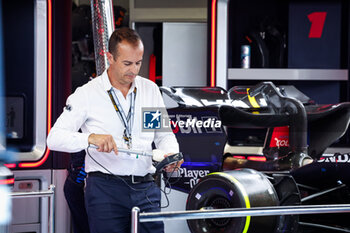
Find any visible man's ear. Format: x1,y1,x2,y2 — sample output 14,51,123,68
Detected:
106,52,114,64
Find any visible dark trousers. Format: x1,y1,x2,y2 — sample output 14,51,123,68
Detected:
85,174,163,233
64,176,91,233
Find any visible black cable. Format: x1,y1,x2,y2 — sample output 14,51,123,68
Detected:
166,163,182,185
86,145,152,191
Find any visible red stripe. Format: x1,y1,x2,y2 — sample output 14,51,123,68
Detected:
0,178,15,185
149,54,156,83
4,164,16,169
19,0,52,168
247,156,266,162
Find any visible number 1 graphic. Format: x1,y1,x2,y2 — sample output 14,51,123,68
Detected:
308,12,327,38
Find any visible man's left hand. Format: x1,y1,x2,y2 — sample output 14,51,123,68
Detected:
163,153,184,172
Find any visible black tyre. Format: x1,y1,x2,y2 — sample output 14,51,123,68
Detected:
186,169,279,233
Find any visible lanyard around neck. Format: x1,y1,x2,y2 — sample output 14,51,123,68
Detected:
107,87,137,147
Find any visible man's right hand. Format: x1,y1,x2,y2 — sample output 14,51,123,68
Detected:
88,133,118,154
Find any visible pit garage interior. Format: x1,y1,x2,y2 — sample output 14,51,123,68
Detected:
0,0,350,233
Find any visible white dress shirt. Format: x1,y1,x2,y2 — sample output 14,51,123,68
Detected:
47,70,179,176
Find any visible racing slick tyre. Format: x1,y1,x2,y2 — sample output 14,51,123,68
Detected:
186,169,280,233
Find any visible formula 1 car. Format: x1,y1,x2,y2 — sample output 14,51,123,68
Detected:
161,82,350,233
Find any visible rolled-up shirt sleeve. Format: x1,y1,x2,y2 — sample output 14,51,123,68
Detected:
47,87,90,152
153,86,179,154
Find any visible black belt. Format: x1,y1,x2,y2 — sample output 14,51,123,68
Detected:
88,171,154,184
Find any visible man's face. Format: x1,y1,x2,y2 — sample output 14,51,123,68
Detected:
107,40,144,86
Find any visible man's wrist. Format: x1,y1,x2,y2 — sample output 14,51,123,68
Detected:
88,133,95,144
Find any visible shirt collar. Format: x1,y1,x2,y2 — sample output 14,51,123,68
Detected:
102,69,138,94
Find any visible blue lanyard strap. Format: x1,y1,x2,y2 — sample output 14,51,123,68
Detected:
107,87,137,148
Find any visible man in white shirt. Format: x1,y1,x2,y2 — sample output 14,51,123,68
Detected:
47,27,181,233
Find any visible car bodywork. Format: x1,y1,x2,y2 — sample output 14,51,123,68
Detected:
161,82,350,233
